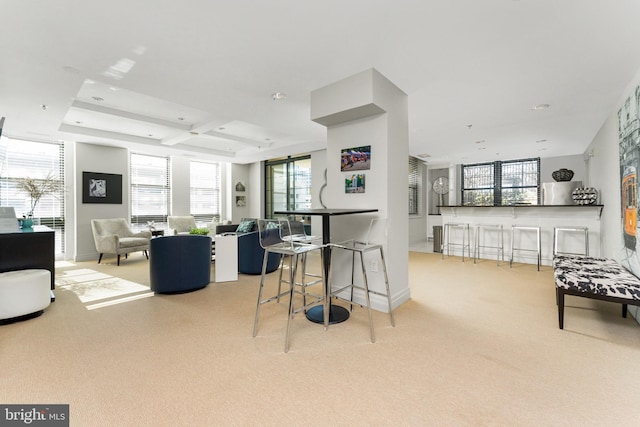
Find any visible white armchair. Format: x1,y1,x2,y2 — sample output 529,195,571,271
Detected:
168,215,197,235
90,218,151,266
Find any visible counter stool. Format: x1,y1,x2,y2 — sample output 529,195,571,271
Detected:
553,226,589,256
474,224,504,266
442,223,471,261
510,225,541,271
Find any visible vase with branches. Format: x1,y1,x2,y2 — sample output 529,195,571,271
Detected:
16,172,63,219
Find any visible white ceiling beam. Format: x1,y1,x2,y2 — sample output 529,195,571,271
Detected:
71,100,192,131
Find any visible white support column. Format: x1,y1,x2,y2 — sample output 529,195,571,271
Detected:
310,68,410,311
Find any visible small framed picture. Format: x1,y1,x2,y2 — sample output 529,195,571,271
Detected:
341,145,371,172
345,174,365,193
235,196,246,207
235,182,246,192
82,171,123,204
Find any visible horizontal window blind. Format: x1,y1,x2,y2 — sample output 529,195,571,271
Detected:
408,156,419,215
190,161,221,223
0,137,65,254
130,153,170,227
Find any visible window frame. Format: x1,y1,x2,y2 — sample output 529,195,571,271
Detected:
461,158,540,206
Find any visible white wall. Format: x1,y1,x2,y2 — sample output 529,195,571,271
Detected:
585,66,640,322
171,156,190,216
74,143,130,261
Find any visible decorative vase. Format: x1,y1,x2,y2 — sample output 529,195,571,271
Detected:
572,187,598,205
552,168,574,182
21,218,34,229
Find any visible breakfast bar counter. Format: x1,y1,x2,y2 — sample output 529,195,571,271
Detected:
438,205,603,266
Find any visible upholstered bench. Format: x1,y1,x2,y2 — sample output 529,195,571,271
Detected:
553,255,640,329
0,269,51,323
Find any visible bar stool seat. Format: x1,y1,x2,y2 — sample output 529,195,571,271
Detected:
553,226,589,256
510,225,541,271
442,223,471,261
474,224,504,265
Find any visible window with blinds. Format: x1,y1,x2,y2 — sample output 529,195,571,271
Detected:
0,137,65,254
190,161,221,223
130,153,170,227
462,158,540,206
408,156,419,215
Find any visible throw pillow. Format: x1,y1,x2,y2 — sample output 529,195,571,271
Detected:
236,220,256,233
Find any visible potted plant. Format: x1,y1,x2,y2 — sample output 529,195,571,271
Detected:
16,172,62,227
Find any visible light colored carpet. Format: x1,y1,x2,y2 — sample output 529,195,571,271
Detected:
1,252,640,426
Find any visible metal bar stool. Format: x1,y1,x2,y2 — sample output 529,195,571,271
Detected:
474,224,504,266
510,225,541,271
253,218,328,353
553,226,589,256
442,223,471,261
329,218,395,344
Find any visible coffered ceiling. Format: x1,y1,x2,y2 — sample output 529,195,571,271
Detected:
2,0,640,165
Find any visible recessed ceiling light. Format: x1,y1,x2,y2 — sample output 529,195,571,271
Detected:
532,104,550,110
272,92,287,100
75,121,82,124
475,140,485,144
178,117,185,121
148,134,153,137
265,138,271,141
478,147,486,150
92,96,104,102
218,127,225,131
536,139,547,143
40,104,48,110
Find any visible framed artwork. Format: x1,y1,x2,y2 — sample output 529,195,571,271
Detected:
235,181,246,192
345,174,365,193
235,196,246,207
82,171,122,204
341,145,371,172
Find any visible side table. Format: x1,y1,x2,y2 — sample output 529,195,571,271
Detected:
214,234,238,282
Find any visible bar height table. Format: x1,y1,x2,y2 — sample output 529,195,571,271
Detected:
274,208,378,324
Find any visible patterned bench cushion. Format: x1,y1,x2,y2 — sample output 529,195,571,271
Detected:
553,255,640,301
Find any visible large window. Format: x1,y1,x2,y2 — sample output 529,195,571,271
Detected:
190,161,221,222
130,153,170,227
265,155,311,218
462,158,540,206
0,137,65,255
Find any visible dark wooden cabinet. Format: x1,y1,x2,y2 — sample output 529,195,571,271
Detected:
0,226,55,289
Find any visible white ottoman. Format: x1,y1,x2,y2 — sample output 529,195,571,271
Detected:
0,269,51,321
